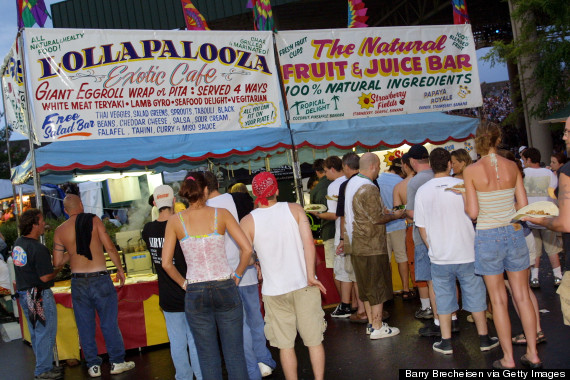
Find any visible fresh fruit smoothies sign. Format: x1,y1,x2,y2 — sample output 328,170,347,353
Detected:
275,25,482,122
23,28,282,142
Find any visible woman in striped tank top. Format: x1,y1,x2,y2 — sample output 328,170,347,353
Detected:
462,121,541,369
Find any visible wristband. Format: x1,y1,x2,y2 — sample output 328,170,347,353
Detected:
234,272,243,279
339,237,344,240
181,279,188,289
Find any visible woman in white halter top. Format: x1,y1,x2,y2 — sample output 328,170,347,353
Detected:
162,172,253,380
462,121,541,369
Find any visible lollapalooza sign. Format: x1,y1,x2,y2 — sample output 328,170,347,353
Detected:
275,25,482,122
23,28,282,142
18,25,481,142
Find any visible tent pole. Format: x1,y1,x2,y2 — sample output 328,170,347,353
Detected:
271,34,304,205
0,89,20,233
18,31,43,229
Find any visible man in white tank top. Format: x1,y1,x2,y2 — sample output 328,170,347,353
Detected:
241,172,327,380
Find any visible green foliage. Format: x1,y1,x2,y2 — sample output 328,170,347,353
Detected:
0,130,30,180
484,0,570,118
43,217,66,254
0,221,18,250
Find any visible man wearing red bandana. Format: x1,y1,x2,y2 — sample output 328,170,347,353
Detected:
241,172,327,380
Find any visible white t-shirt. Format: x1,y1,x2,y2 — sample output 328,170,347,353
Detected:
523,167,557,204
206,193,257,286
414,177,475,265
344,175,373,245
327,175,346,246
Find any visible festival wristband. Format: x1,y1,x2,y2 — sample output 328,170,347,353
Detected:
181,279,188,289
234,272,243,279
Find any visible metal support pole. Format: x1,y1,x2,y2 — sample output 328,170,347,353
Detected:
271,34,304,205
18,31,43,240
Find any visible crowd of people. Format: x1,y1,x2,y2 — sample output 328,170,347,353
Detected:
8,116,570,379
448,84,514,124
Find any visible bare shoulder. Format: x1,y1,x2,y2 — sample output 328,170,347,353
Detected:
240,213,253,225
288,202,305,214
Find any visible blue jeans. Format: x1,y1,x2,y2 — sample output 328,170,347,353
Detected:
163,311,202,380
239,285,276,380
71,275,126,368
19,289,57,376
185,279,248,380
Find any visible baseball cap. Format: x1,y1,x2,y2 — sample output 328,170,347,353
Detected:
518,146,527,154
153,185,174,209
407,145,429,160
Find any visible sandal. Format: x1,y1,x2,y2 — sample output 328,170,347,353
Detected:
512,331,546,345
401,290,415,300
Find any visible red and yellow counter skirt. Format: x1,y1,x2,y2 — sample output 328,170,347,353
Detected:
18,277,169,360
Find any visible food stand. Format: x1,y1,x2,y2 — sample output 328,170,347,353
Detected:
7,24,481,355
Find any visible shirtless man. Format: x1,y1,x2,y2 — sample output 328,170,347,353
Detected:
53,194,134,378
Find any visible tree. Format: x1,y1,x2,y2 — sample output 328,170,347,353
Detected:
0,127,30,180
485,0,570,118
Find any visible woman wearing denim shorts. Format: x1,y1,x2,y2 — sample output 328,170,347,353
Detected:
462,121,542,369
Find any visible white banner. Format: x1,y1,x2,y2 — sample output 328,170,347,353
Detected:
276,25,482,123
1,39,34,141
23,28,282,142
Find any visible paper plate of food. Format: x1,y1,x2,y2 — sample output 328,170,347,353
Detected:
304,204,327,213
325,195,339,201
512,201,559,221
445,182,465,193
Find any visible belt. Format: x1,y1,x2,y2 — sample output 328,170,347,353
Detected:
71,271,109,278
188,275,232,284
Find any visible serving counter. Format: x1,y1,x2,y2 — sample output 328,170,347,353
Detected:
18,275,168,360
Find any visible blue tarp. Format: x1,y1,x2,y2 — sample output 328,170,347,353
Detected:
12,112,478,184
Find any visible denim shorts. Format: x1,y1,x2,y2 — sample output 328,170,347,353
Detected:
475,224,530,275
431,262,487,315
414,243,431,281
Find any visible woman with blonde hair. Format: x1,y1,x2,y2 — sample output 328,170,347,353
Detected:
462,121,541,369
450,148,473,179
162,172,253,379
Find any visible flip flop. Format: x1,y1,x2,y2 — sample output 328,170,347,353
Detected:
512,331,546,345
521,354,542,369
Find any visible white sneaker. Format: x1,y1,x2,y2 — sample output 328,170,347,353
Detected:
258,362,273,377
110,361,135,375
88,365,101,378
370,323,400,340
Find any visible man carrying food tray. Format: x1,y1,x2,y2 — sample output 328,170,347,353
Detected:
414,148,499,355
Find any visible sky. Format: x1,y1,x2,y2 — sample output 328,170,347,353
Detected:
0,0,509,140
